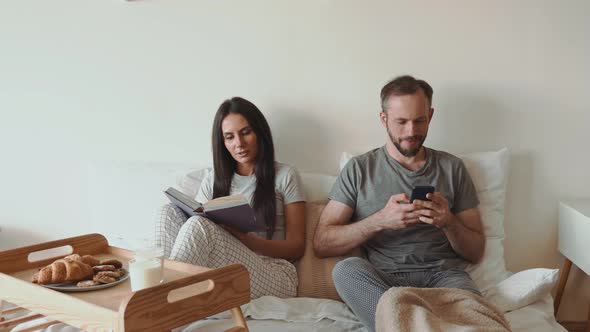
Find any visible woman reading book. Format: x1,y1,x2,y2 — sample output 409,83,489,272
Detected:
155,97,306,299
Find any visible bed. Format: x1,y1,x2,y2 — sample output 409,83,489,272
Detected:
6,148,567,331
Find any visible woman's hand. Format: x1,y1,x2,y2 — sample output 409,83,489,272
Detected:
222,225,248,241
221,225,261,250
223,202,306,260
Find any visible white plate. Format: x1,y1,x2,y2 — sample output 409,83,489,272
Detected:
41,269,129,292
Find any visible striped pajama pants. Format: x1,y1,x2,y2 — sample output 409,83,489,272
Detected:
155,204,297,299
333,257,482,332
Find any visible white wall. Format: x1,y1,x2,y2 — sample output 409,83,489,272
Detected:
1,0,589,321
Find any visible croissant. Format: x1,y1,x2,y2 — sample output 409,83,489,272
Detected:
81,255,101,267
64,254,101,267
34,258,94,285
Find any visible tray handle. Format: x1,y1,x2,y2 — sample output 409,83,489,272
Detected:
120,263,250,332
0,233,109,273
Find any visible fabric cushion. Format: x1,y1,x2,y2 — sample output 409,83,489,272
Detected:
295,200,361,300
339,148,510,293
484,268,559,313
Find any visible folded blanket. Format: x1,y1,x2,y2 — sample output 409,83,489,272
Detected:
376,287,511,332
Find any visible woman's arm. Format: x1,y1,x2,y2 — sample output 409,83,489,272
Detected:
224,201,306,260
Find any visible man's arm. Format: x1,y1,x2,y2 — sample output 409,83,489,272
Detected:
441,208,485,263
313,193,421,258
414,193,485,263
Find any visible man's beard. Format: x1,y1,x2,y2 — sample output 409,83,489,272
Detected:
387,123,426,157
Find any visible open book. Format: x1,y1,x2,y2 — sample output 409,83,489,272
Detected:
163,187,265,233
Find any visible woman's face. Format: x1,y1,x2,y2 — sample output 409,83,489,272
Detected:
221,113,259,167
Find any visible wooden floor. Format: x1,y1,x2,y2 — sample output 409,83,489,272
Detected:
559,321,588,332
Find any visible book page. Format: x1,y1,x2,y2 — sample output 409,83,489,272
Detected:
204,194,250,211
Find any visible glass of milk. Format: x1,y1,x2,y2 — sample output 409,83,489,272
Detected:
128,247,164,291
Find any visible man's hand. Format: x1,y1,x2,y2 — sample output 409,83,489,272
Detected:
413,194,485,263
376,193,422,230
412,192,453,229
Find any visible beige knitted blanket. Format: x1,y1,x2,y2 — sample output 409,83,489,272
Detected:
376,287,511,332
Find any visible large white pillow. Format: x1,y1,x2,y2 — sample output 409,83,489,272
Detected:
339,148,510,293
461,149,511,292
485,268,559,312
177,167,212,198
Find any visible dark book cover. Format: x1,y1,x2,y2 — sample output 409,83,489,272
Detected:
163,187,202,217
163,187,266,233
204,204,265,233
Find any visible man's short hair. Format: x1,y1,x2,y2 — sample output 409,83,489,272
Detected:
380,75,433,112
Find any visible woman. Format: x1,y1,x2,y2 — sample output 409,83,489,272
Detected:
155,97,306,299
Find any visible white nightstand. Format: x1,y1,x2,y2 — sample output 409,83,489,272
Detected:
554,199,590,330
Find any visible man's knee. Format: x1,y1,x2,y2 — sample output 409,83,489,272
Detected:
332,257,369,285
440,269,474,284
436,269,481,296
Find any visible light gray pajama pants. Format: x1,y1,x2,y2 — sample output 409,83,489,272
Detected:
155,203,297,299
332,257,481,332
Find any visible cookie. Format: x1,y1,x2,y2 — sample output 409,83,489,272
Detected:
92,265,117,273
93,274,116,284
77,280,101,287
97,271,122,278
99,259,123,268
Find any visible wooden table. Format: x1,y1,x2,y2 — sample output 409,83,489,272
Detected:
554,200,590,332
0,234,250,332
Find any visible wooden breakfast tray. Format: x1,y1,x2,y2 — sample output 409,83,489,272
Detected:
0,234,250,332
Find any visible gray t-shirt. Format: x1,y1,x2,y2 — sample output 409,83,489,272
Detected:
329,146,479,273
196,162,306,240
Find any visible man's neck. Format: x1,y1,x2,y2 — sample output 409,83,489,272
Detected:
385,142,427,172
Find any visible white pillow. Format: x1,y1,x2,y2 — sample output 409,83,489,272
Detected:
177,167,212,198
339,148,510,293
300,173,337,201
461,149,511,293
461,149,509,238
484,268,559,312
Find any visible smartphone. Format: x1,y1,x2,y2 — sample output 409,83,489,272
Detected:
410,185,435,203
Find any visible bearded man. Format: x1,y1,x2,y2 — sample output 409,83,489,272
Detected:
313,75,485,332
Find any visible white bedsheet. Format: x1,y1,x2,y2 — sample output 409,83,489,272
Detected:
8,295,566,332
505,294,566,332
182,295,566,332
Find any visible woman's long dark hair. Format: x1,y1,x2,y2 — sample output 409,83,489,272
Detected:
211,97,276,239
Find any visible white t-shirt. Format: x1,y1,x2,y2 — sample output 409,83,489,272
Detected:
195,162,306,240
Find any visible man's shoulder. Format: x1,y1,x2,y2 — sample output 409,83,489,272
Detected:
428,147,464,166
346,147,384,168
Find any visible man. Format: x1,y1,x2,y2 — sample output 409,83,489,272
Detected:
313,75,485,332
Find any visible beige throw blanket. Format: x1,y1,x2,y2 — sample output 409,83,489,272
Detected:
376,287,511,332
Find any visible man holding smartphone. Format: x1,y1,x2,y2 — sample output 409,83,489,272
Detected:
313,75,485,332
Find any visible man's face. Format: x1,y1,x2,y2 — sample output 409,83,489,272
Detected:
380,90,433,157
